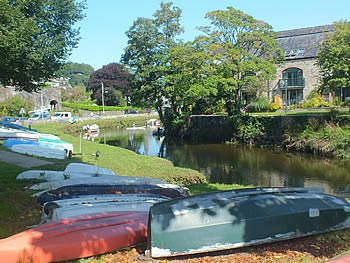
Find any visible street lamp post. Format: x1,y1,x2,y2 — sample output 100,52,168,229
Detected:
101,82,105,114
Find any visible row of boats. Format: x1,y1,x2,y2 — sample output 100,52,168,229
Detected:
0,161,349,262
0,121,73,159
0,163,189,262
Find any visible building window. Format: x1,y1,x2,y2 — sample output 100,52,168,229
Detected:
297,49,305,56
281,68,305,105
282,89,304,105
282,68,304,87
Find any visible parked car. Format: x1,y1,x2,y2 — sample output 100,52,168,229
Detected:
28,111,51,121
126,109,138,114
51,112,72,121
1,116,16,122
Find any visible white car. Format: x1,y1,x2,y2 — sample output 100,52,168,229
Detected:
51,112,72,121
28,111,51,121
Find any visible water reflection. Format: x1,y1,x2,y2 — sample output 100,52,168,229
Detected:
100,128,350,197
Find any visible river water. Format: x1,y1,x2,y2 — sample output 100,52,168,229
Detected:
100,127,350,197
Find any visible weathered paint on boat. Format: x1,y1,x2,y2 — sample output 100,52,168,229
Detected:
41,193,168,223
0,211,148,263
35,183,189,205
148,188,350,258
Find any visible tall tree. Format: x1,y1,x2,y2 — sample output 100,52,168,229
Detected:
87,63,131,106
165,42,219,115
0,0,86,92
317,21,350,100
122,2,183,121
198,7,284,115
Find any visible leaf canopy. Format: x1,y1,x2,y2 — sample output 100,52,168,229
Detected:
0,0,86,92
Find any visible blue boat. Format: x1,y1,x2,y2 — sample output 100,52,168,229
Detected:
3,139,67,159
0,121,36,132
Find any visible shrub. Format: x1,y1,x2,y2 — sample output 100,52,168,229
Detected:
249,97,270,112
269,102,280,111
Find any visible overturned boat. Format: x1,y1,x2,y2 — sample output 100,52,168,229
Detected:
148,187,350,258
41,193,169,223
35,183,190,205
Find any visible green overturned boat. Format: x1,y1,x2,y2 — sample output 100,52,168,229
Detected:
148,187,350,258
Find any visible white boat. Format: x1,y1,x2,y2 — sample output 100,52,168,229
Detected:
126,126,146,131
146,118,160,127
3,139,67,159
83,124,99,141
28,175,168,190
0,124,61,141
38,137,73,157
16,163,116,181
41,193,169,223
0,127,39,141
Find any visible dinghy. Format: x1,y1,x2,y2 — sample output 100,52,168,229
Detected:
41,193,169,223
0,211,148,263
35,183,190,205
16,162,117,181
28,175,168,190
3,139,67,159
0,127,38,141
148,187,350,258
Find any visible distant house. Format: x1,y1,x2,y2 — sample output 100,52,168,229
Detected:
268,24,349,106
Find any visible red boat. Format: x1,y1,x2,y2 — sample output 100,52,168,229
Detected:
0,211,148,263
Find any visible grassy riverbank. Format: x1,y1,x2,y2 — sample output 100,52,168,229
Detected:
1,117,350,262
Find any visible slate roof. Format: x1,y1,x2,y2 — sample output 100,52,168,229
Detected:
276,24,335,60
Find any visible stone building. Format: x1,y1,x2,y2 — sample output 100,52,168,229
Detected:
269,24,348,106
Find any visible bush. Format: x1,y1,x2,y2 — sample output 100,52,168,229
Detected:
249,97,270,112
269,102,280,111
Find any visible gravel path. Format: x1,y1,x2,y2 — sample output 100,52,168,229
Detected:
0,149,53,168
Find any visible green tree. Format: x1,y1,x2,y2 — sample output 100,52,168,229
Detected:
165,42,219,115
55,62,94,87
0,96,34,117
0,0,86,92
317,21,350,101
122,2,183,122
198,7,284,115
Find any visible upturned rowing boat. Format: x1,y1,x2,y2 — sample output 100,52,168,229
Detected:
0,211,148,263
148,187,350,258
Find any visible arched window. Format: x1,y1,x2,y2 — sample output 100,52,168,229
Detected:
281,68,305,105
282,68,304,87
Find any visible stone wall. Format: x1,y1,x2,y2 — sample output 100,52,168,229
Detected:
0,87,62,110
185,114,350,144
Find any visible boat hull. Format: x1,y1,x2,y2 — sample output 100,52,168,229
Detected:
17,162,118,182
41,193,169,223
35,183,189,205
0,211,148,263
148,188,350,258
27,175,168,190
4,139,67,159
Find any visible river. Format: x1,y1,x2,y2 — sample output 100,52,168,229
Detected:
99,127,350,197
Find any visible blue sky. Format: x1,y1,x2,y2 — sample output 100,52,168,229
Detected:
68,0,350,70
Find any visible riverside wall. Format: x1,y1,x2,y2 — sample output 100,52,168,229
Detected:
185,114,350,144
